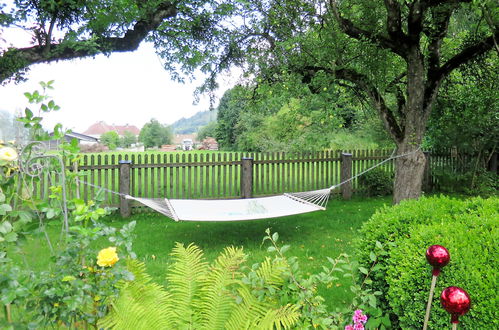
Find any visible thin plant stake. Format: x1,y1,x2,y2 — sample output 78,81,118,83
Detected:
423,245,450,330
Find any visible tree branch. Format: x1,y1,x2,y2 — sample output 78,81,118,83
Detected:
426,5,453,73
0,1,177,84
439,31,498,79
424,31,498,112
301,65,404,142
384,0,406,42
329,0,407,58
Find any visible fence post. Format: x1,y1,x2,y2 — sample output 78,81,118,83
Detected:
340,152,352,200
241,157,253,198
423,151,431,192
119,160,132,218
73,162,80,199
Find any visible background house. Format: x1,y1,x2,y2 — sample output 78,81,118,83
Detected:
83,121,140,138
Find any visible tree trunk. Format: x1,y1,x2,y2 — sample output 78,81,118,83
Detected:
393,142,426,204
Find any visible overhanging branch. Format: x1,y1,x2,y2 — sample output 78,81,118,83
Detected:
329,0,407,59
0,1,177,84
300,65,404,142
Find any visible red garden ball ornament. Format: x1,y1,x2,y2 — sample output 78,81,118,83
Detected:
426,245,450,276
440,286,471,324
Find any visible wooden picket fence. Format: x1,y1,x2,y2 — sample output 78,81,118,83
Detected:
66,149,397,208
31,148,473,212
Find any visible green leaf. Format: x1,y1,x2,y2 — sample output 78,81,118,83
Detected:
4,232,18,242
272,232,279,242
0,204,12,216
359,267,368,275
0,221,12,234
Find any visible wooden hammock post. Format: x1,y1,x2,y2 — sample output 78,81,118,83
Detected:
241,157,253,198
119,160,132,218
340,152,352,200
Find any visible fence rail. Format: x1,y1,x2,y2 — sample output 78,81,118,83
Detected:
31,148,472,214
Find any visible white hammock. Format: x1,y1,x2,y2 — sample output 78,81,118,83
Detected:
126,188,331,222
78,148,419,222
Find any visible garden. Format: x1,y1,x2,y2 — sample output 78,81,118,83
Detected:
1,0,498,329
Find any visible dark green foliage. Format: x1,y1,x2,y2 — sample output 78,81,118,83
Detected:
358,168,393,197
356,196,499,329
196,121,218,141
433,169,498,197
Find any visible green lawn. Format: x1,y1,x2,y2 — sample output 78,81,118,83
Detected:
15,195,390,310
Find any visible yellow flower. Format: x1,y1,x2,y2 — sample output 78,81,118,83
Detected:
97,247,119,267
0,147,18,162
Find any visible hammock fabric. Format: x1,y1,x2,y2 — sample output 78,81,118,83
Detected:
127,188,331,222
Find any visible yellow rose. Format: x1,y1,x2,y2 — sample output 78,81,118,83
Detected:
0,147,18,162
97,247,119,267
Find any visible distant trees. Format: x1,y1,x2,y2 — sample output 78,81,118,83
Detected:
100,131,120,150
139,119,173,149
196,121,217,141
120,131,137,148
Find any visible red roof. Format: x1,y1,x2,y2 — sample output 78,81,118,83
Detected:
83,121,140,136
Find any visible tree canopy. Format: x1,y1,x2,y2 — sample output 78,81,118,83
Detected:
139,118,172,149
0,0,239,84
215,0,498,202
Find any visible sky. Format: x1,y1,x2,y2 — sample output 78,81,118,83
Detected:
0,33,236,133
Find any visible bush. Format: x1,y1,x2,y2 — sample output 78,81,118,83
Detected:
355,196,499,329
433,169,498,197
358,167,394,196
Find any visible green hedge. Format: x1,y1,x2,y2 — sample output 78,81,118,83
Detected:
355,196,498,329
358,167,393,196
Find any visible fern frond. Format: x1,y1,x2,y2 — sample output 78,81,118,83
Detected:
167,242,208,326
197,246,246,330
256,304,301,330
99,260,175,329
225,286,272,330
255,257,288,288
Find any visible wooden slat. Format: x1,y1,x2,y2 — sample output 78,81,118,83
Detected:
175,153,180,198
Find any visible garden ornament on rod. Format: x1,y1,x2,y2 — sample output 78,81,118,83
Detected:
18,141,69,233
440,286,471,330
423,245,450,330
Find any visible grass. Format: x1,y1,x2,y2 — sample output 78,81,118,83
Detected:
14,195,390,311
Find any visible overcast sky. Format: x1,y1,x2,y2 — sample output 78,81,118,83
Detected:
0,36,235,133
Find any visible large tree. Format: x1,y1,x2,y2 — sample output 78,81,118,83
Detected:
0,0,238,84
225,0,498,203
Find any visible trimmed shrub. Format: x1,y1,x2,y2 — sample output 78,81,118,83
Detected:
358,167,394,196
355,196,498,329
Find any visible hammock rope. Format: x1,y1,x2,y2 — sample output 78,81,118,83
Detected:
76,147,420,221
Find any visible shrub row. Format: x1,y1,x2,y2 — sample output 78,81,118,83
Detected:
355,196,498,329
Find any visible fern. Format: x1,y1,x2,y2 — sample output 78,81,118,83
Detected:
100,244,300,329
99,259,175,329
167,242,208,327
197,246,246,329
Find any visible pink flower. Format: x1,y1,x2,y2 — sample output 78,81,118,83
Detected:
353,312,368,324
345,325,354,330
353,323,365,330
353,310,368,323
